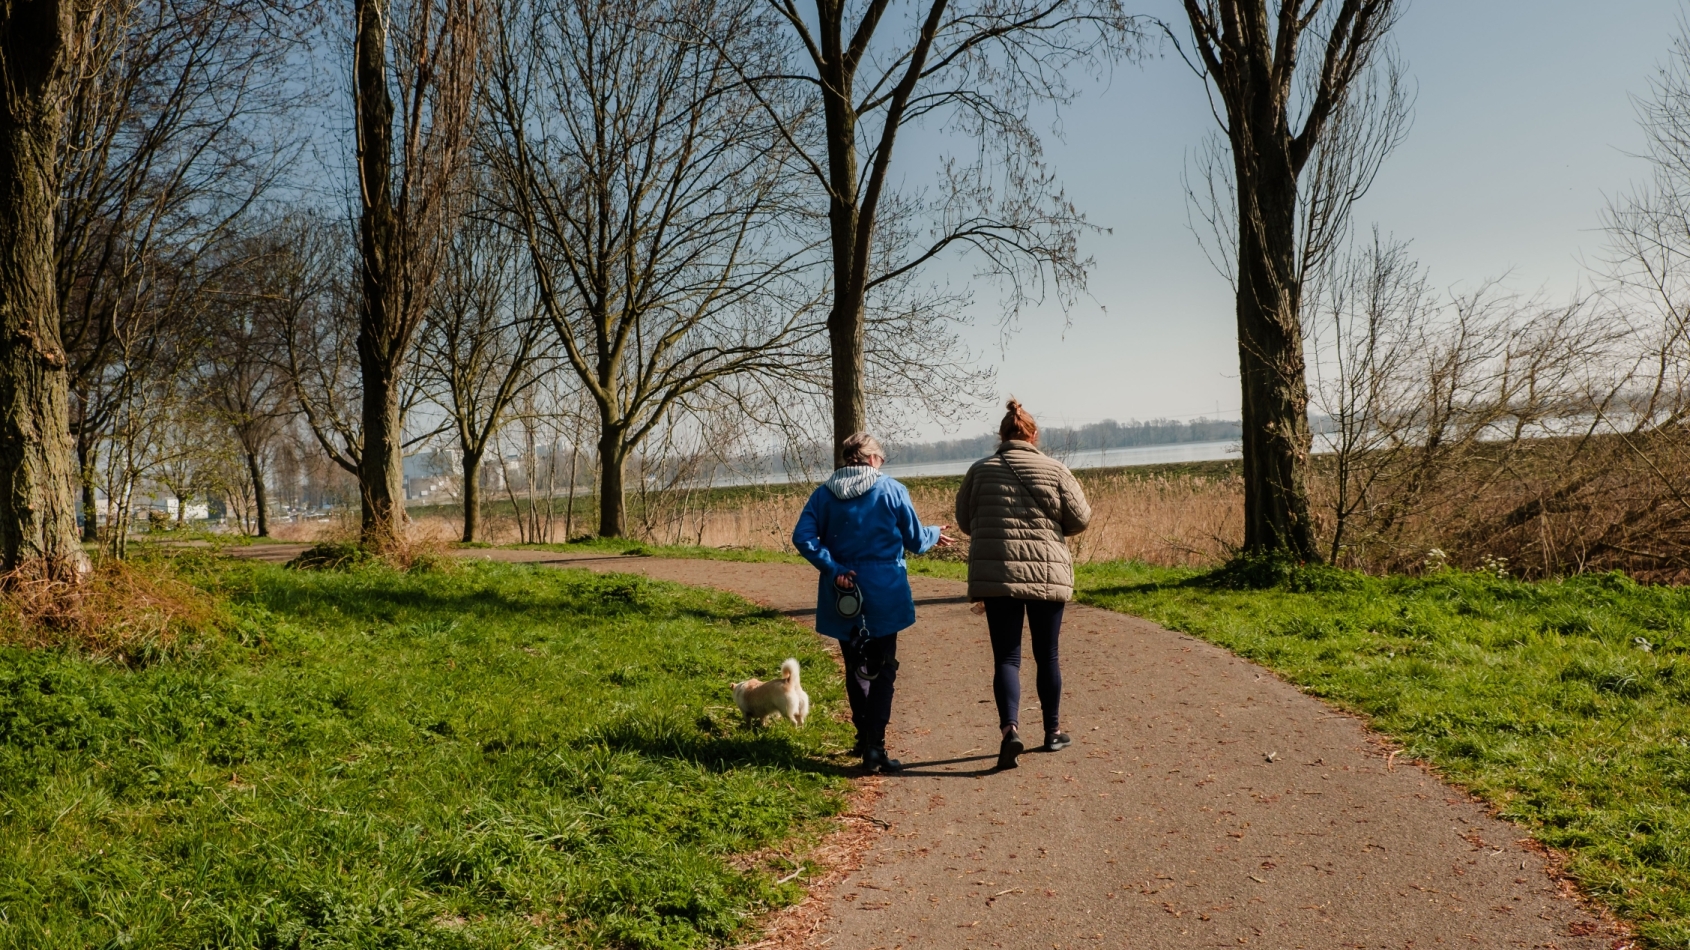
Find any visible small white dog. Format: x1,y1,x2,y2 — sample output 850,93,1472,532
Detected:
732,658,810,727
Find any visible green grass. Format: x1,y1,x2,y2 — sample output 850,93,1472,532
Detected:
1077,561,1690,947
0,557,849,949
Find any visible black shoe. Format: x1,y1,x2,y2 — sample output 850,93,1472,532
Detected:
997,729,1024,770
862,747,904,773
847,739,869,758
1044,731,1072,752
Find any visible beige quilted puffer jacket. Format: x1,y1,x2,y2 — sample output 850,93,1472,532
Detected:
955,441,1092,600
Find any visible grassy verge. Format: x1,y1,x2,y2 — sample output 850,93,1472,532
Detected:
1078,561,1690,946
0,556,849,949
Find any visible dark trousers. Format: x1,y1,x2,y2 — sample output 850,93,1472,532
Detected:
984,597,1065,734
840,632,899,748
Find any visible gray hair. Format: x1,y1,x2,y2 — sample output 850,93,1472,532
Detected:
840,432,884,466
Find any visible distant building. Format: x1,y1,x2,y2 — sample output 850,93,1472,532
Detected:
78,491,209,526
403,449,464,501
405,473,458,501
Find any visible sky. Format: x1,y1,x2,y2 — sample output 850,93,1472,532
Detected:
915,0,1685,440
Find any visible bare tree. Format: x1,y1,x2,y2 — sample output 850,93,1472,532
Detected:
203,438,262,534
351,0,479,548
495,393,556,544
154,388,222,527
1305,272,1613,574
0,0,90,578
631,397,756,543
485,0,827,536
1178,0,1404,562
57,0,307,543
1306,229,1430,564
196,228,309,538
95,330,205,556
747,0,1144,464
276,219,366,476
482,375,595,544
274,214,444,511
1564,20,1690,577
416,209,549,541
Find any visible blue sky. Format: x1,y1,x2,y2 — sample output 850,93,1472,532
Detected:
923,0,1682,439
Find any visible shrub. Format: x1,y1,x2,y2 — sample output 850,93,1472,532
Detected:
0,558,226,661
285,541,376,571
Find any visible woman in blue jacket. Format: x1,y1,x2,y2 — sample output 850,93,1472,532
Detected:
793,432,953,773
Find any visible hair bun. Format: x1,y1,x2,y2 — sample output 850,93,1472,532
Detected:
998,398,1037,443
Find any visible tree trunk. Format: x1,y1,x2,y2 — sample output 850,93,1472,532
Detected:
460,448,482,543
821,55,867,468
0,1,88,580
500,455,527,543
1184,0,1403,565
244,448,269,537
353,0,405,550
542,439,555,543
827,297,866,468
77,431,96,541
110,490,129,558
564,444,578,541
1233,152,1319,562
597,424,628,538
356,354,404,547
523,424,538,540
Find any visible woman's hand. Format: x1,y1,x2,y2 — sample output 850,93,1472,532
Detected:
834,570,858,590
934,524,958,547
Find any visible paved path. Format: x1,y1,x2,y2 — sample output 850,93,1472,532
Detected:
238,545,1619,948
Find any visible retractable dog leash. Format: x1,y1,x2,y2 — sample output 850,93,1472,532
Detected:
836,577,895,683
837,580,880,680
834,579,863,619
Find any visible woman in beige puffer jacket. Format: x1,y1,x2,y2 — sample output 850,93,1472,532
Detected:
955,400,1091,770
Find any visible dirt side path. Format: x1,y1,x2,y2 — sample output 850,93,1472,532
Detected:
240,545,1622,948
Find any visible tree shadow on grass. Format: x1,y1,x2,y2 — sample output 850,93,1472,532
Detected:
1081,576,1203,602
250,578,769,631
587,713,853,779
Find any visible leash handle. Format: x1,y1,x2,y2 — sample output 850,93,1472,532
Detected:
834,578,864,619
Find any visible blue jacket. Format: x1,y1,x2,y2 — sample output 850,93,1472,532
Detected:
792,467,940,639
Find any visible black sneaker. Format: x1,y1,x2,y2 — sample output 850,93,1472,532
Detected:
1044,731,1072,752
862,747,904,773
997,729,1025,770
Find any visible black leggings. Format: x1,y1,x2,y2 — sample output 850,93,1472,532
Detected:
984,597,1064,734
840,632,898,748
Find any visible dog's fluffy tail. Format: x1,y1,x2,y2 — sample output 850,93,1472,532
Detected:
781,657,800,690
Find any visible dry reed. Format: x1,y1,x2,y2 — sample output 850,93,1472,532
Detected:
289,469,1249,570
1311,433,1690,582
898,473,1241,568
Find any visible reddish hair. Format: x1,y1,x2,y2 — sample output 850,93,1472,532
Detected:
998,399,1038,443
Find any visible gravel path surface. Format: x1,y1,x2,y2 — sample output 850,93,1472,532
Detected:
238,544,1622,948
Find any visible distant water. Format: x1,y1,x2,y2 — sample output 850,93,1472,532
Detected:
708,439,1243,487
881,440,1241,480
